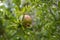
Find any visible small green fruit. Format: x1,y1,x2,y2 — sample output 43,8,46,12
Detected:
23,15,32,27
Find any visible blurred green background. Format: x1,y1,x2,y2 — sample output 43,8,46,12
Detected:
0,0,60,40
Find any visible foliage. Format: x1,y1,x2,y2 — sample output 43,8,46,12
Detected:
0,0,59,40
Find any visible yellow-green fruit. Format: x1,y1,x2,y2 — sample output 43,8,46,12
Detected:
23,15,32,27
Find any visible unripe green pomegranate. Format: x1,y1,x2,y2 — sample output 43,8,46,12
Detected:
22,15,32,27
